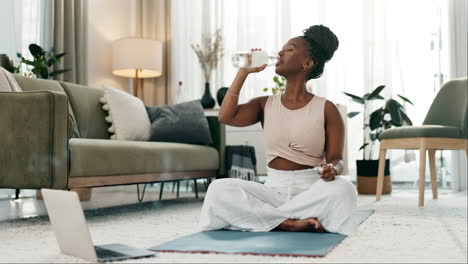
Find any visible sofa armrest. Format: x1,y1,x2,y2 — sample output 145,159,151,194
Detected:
206,116,226,177
0,91,69,189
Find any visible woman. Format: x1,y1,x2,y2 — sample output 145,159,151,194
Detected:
199,25,358,235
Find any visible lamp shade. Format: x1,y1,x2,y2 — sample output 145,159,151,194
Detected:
112,38,163,78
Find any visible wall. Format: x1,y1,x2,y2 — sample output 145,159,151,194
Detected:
86,0,136,92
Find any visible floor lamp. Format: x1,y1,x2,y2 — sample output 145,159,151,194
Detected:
111,38,163,98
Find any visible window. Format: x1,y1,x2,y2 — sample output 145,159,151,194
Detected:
171,0,452,187
0,0,40,71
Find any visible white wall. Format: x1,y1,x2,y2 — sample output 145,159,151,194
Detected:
86,0,136,91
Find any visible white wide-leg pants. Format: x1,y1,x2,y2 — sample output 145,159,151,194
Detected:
199,167,358,235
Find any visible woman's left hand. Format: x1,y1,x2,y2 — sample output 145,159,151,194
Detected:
319,162,336,181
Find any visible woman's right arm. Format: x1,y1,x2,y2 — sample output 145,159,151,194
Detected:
218,66,267,127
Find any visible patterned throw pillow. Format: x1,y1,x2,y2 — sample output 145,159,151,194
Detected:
99,86,151,141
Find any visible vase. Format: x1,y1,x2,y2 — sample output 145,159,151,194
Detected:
216,87,229,107
201,82,215,109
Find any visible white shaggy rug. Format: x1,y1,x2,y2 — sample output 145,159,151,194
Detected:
0,188,466,263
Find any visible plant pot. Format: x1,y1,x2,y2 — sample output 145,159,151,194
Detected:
356,159,392,194
201,82,215,109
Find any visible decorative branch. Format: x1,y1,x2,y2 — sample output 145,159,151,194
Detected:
191,29,224,83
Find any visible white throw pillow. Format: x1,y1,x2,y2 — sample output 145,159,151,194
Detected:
100,86,151,141
0,67,22,92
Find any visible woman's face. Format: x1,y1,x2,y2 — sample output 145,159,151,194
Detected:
275,37,313,77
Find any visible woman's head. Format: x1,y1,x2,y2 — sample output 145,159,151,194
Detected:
275,25,339,80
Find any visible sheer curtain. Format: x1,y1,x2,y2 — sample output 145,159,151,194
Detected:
448,0,467,192
0,0,40,70
171,0,451,179
139,0,171,106
170,0,292,104
40,0,88,84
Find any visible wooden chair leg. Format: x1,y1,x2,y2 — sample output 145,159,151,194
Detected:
428,149,437,199
419,148,427,207
376,149,387,201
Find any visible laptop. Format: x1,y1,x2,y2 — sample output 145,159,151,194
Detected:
41,188,155,262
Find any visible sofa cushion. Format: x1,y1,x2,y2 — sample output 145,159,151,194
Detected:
60,82,110,139
100,86,151,141
146,100,213,146
379,125,463,139
0,67,22,92
14,75,80,138
68,138,219,177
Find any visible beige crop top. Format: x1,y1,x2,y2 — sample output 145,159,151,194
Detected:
264,93,326,167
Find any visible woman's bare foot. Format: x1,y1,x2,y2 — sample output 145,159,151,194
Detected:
275,218,325,232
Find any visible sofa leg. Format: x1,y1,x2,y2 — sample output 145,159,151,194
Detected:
193,179,199,199
176,181,180,198
159,182,164,200
136,184,147,203
15,189,20,199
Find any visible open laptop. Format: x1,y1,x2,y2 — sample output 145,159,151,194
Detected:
41,188,155,262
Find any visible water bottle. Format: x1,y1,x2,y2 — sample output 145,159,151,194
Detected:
232,51,279,68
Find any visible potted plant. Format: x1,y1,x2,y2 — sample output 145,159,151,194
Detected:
263,75,286,94
344,85,414,194
13,43,70,79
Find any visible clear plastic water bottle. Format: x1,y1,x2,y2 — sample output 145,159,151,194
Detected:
232,51,279,68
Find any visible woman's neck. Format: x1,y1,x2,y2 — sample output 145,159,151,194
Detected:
283,74,309,100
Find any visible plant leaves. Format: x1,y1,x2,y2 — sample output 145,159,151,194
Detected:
400,111,413,126
397,94,414,105
369,94,384,100
383,120,392,129
347,111,360,118
359,143,369,151
366,85,385,100
54,52,66,59
369,108,384,130
386,99,402,126
22,59,35,66
343,92,364,104
29,44,45,59
263,88,269,92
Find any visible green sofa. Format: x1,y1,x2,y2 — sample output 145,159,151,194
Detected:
0,75,225,191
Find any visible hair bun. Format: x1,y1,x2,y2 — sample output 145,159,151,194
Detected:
302,25,339,63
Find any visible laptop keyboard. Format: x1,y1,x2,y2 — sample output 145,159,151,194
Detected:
95,246,126,259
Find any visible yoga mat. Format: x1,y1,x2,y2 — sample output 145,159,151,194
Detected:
149,209,374,257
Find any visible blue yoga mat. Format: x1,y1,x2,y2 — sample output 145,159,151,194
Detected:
149,209,374,257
